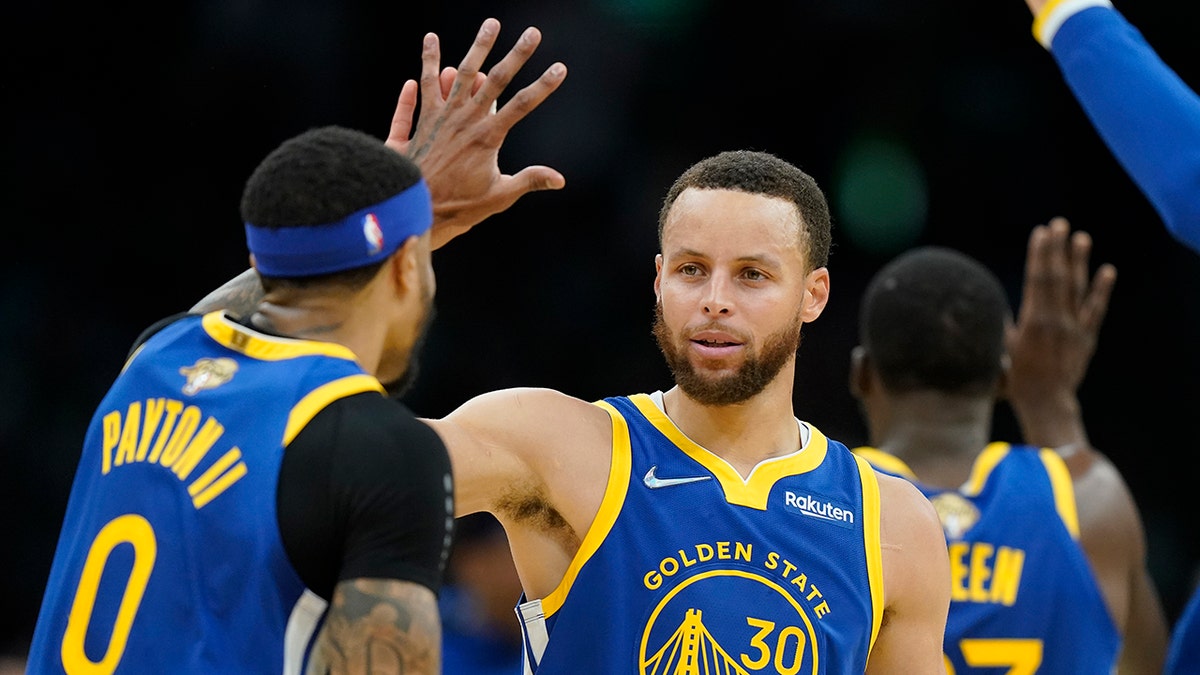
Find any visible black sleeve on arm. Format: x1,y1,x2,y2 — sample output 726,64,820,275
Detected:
128,312,194,358
277,392,454,600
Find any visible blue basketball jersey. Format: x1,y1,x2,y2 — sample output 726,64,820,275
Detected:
517,392,884,674
1166,585,1200,675
854,443,1120,673
29,311,387,674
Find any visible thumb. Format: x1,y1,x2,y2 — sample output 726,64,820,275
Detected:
511,165,566,193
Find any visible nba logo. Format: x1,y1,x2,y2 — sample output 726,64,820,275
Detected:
363,213,385,255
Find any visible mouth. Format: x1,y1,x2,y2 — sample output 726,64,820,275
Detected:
690,337,744,358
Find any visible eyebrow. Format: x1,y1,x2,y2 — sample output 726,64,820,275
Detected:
670,248,782,267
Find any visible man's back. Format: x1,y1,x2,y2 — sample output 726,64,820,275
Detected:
29,313,380,673
850,223,1168,671
856,442,1119,672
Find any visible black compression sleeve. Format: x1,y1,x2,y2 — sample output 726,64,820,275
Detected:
277,393,454,600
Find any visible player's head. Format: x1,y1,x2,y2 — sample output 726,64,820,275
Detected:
241,125,435,391
652,150,832,405
855,246,1010,398
657,150,832,270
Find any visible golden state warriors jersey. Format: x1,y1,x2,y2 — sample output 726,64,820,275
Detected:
29,312,386,674
517,393,885,674
854,443,1120,673
1166,586,1200,675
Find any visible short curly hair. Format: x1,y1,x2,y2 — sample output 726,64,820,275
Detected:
859,246,1011,395
241,125,423,286
658,150,832,270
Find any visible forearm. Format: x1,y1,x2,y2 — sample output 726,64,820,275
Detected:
190,268,264,316
1036,2,1200,253
316,578,441,674
1010,392,1090,449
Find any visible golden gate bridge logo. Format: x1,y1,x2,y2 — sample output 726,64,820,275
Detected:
643,609,752,675
638,570,819,675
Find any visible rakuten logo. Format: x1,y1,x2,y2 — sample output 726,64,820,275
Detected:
784,491,855,528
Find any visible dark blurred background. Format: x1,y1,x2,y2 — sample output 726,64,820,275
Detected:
6,0,1199,660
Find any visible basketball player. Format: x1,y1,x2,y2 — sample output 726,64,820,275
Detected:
850,218,1168,673
27,20,566,674
422,150,951,673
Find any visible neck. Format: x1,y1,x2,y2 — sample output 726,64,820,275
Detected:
868,391,994,489
662,371,800,477
251,290,382,375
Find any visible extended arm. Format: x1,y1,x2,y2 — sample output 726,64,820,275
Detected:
1005,217,1168,673
1028,0,1200,254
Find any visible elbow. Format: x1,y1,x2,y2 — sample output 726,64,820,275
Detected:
1158,182,1200,254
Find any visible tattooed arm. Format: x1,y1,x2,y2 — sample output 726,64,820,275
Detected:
310,579,441,675
190,268,263,316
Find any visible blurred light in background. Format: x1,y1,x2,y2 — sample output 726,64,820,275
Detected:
832,133,928,256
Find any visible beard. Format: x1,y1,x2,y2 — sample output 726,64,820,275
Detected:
385,297,436,399
652,302,802,406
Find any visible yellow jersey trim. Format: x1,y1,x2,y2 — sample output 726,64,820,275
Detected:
540,400,631,616
850,447,917,481
1039,448,1081,539
1033,0,1113,48
202,311,361,362
961,442,1011,496
854,454,886,654
627,393,827,511
283,375,385,446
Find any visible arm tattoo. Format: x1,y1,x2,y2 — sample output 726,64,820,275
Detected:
190,269,265,317
313,578,441,675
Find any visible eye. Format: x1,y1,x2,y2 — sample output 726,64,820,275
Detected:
742,268,767,281
679,263,703,276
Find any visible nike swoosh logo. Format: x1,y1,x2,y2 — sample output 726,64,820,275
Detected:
643,465,712,489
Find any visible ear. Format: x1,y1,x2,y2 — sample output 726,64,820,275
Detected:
800,267,831,322
995,352,1012,401
388,235,423,297
248,253,258,270
849,345,871,399
653,253,665,303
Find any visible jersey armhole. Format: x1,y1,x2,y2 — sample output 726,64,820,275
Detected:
1038,448,1081,539
538,400,631,616
853,454,885,654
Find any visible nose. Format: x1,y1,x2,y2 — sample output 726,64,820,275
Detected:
703,276,732,315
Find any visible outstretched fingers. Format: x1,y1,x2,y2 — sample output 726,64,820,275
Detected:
493,61,568,131
1017,222,1054,324
1041,217,1073,310
449,19,502,106
1080,258,1117,337
419,31,444,108
385,79,420,154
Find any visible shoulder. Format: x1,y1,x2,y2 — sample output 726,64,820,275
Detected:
875,470,950,586
876,471,942,532
295,392,450,473
128,311,197,356
433,387,612,447
423,387,617,518
1057,444,1143,539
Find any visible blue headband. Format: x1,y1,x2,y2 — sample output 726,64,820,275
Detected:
245,179,432,277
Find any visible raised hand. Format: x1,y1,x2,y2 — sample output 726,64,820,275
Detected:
1005,216,1117,448
387,18,568,250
